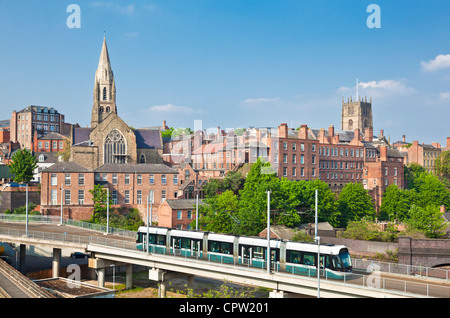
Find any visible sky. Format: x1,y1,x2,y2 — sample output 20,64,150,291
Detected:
0,0,449,145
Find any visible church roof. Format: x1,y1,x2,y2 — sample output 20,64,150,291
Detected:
73,128,92,145
135,129,162,149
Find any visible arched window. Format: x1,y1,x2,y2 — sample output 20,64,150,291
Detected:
348,119,353,130
99,106,104,113
103,87,107,101
139,154,146,164
106,106,110,113
104,130,126,164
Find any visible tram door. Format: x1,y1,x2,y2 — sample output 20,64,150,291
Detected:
241,246,252,266
318,255,326,277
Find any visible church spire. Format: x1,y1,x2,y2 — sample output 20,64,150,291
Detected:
91,36,117,128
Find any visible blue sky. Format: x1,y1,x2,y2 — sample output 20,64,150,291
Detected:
0,1,449,144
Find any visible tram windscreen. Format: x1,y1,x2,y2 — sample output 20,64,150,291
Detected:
338,248,352,270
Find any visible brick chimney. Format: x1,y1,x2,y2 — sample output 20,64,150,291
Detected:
365,127,373,142
379,130,384,139
402,135,406,143
447,137,450,148
298,125,308,140
278,123,288,139
328,125,335,139
380,146,387,161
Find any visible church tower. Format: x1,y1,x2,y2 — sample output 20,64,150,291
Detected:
91,37,117,128
341,96,373,131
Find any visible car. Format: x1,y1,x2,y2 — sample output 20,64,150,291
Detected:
70,252,89,259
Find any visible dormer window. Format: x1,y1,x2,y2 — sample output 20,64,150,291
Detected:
39,154,45,163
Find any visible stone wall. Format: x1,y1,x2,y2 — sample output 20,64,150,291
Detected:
398,237,450,267
0,188,41,213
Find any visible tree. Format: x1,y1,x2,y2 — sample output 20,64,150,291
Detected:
404,163,426,190
337,183,375,227
197,190,239,233
88,184,113,222
435,150,450,188
412,173,450,209
405,205,448,238
379,184,410,221
237,158,280,236
9,149,38,183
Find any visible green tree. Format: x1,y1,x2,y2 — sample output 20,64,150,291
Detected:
197,190,239,233
405,205,448,238
9,149,38,183
237,158,280,236
404,163,426,190
412,173,450,209
337,183,375,227
88,184,113,222
435,150,450,188
379,184,410,221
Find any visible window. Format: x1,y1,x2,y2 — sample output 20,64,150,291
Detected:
51,174,57,186
137,174,142,185
301,143,305,151
394,168,397,176
112,174,118,185
112,191,118,204
64,190,71,205
173,175,178,185
300,154,304,164
103,87,107,101
283,154,288,163
283,142,287,150
312,155,316,164
177,211,182,220
187,211,192,219
104,129,126,164
125,174,130,185
137,190,142,204
283,167,287,177
78,174,85,186
312,144,316,152
125,190,130,204
139,154,146,164
162,175,166,185
64,174,71,186
59,141,64,149
78,190,84,205
149,175,154,185
292,167,296,177
51,189,57,205
292,154,296,164
292,143,296,151
38,141,43,149
45,141,49,149
161,190,166,202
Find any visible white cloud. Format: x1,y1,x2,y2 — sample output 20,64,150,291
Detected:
339,80,415,98
439,92,450,101
421,54,450,72
242,97,280,105
149,104,198,114
90,2,135,15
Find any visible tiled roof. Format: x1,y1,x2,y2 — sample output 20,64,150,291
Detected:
135,129,162,149
94,163,177,174
165,199,205,210
73,128,92,145
42,162,92,173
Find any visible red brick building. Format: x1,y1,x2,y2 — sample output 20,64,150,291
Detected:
158,199,205,229
40,162,180,222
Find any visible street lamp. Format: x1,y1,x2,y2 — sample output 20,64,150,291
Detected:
60,184,64,226
314,189,320,298
266,190,271,275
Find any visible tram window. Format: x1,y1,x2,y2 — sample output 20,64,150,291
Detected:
156,235,166,246
288,250,302,264
209,241,232,254
303,253,316,266
253,246,265,260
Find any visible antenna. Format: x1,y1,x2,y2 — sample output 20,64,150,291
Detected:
356,78,359,101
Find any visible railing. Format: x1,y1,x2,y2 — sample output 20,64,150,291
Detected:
1,226,450,298
0,213,137,239
352,258,450,281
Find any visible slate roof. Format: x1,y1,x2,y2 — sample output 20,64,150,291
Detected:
73,128,92,145
94,163,177,174
135,129,162,150
165,199,205,210
42,162,92,173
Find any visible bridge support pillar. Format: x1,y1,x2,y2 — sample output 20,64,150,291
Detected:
19,244,26,274
149,268,189,298
126,264,133,290
97,268,106,288
52,248,61,278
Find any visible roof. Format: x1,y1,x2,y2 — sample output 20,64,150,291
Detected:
165,199,205,210
17,106,61,114
73,128,92,145
94,163,177,174
135,129,162,149
42,162,92,173
38,133,68,141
